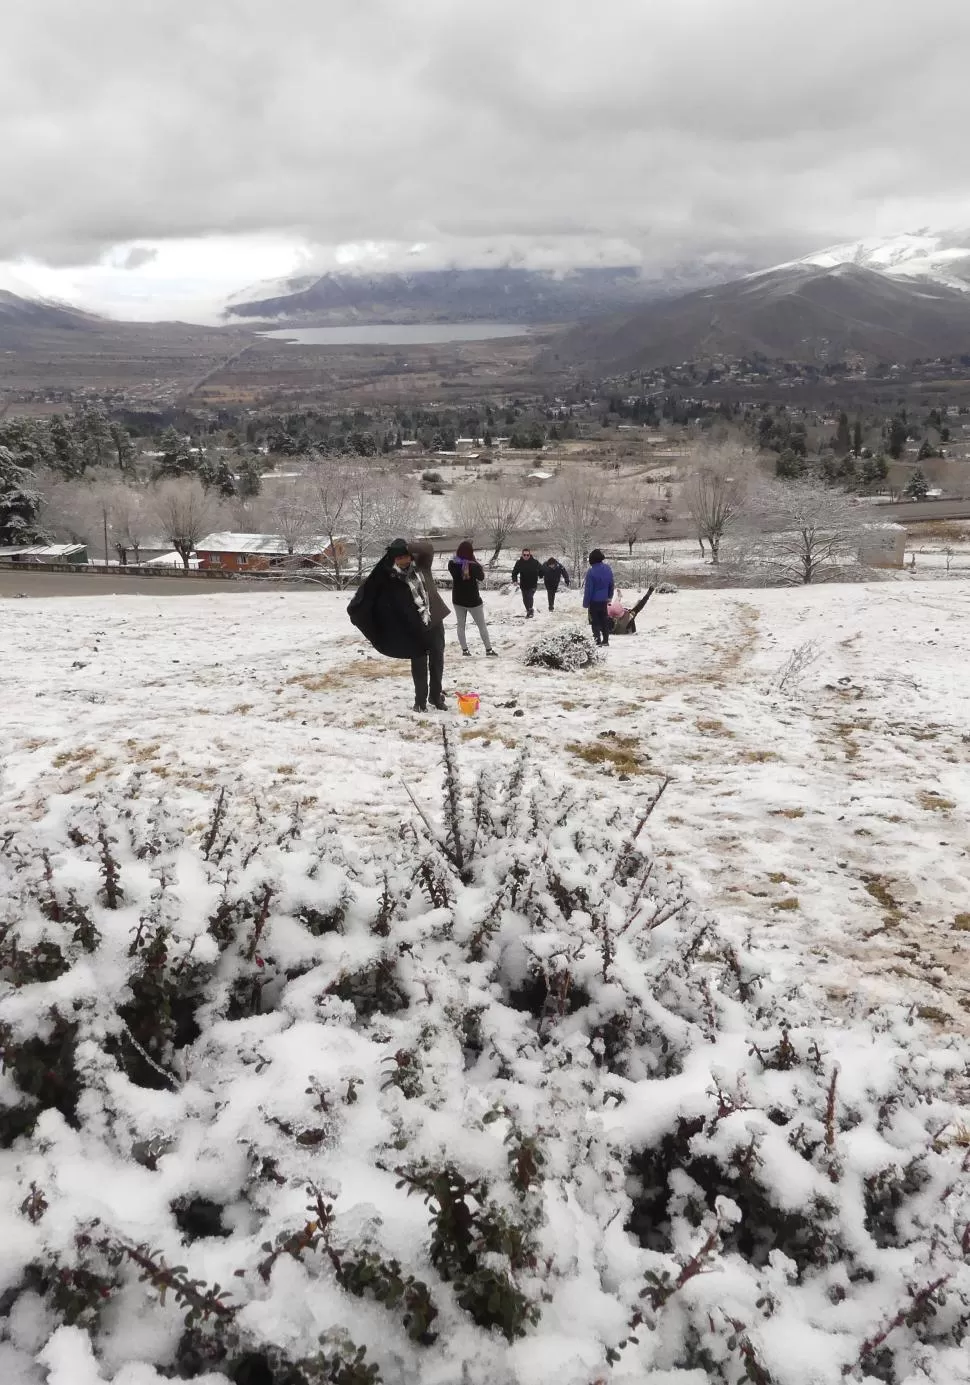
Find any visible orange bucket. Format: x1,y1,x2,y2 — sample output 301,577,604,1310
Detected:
456,691,480,716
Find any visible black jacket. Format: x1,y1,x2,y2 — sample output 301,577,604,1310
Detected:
511,556,542,589
542,559,569,590
447,557,485,608
348,558,437,659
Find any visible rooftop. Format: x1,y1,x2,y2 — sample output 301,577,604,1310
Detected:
196,531,342,556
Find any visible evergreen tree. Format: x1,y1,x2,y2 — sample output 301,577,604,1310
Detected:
237,455,263,498
852,419,863,457
887,415,908,460
775,449,806,480
905,467,930,500
110,422,135,472
49,415,84,478
77,404,112,470
835,411,851,454
154,427,197,480
0,447,46,546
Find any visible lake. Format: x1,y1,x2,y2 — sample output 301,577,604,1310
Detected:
259,323,532,346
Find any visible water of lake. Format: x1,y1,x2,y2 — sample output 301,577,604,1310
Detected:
259,323,532,346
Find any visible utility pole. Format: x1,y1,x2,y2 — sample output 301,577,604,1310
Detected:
103,508,110,568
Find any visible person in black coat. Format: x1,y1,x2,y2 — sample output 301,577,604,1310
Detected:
541,557,570,610
348,538,451,712
447,540,496,657
510,548,542,617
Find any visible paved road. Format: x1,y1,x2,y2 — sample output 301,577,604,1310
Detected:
879,499,970,523
0,571,284,599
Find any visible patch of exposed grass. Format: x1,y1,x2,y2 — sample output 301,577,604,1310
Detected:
769,807,805,819
696,718,734,737
288,660,406,693
567,735,646,776
53,746,97,769
124,740,162,763
276,764,296,776
953,913,970,931
917,790,956,812
862,874,904,926
231,702,254,714
740,749,780,763
767,872,793,885
917,1005,950,1024
773,897,800,911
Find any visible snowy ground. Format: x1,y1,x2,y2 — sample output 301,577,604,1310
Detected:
3,579,969,1025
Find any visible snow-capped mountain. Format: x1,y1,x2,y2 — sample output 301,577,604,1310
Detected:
0,265,102,329
781,230,970,292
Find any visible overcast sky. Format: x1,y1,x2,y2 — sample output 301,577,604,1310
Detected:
3,0,970,319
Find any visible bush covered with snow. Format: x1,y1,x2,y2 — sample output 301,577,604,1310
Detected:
524,625,601,672
656,582,679,595
1,734,969,1385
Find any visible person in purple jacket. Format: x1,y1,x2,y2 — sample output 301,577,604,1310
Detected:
582,548,615,647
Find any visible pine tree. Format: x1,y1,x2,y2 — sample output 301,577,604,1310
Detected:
110,423,135,472
49,415,84,478
852,419,863,457
835,411,851,454
887,416,908,460
905,467,930,501
237,455,263,498
0,447,46,546
154,427,197,481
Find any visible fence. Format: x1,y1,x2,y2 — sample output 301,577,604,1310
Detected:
0,561,237,581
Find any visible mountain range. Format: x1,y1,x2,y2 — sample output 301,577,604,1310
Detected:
5,231,970,368
546,261,970,373
221,265,699,325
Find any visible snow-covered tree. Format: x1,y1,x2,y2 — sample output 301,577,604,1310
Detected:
453,488,528,566
744,478,869,584
153,478,212,569
544,473,604,576
906,466,930,501
0,446,46,546
304,455,354,579
684,446,752,564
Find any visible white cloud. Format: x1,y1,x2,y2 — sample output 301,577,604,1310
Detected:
3,0,970,315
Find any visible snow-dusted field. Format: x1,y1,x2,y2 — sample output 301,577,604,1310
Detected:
2,580,970,1385
4,581,969,1021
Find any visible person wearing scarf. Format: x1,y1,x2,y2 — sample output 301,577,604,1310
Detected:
348,537,451,712
447,540,496,658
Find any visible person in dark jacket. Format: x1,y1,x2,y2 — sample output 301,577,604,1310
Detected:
510,548,542,617
447,540,496,657
347,537,451,712
541,557,570,610
582,548,615,647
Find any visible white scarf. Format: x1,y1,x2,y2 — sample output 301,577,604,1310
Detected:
396,562,430,625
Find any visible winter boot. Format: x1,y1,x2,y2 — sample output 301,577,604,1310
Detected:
413,699,427,713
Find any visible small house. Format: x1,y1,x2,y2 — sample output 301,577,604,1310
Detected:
195,532,352,573
0,543,88,565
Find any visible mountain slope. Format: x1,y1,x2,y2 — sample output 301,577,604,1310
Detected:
547,263,970,371
0,286,103,330
788,231,970,293
224,265,664,324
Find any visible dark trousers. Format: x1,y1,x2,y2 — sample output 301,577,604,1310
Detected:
544,581,559,610
521,584,537,614
411,623,445,707
588,601,610,645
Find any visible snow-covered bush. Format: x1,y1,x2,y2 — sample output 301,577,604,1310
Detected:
0,736,968,1384
524,624,600,671
656,582,679,595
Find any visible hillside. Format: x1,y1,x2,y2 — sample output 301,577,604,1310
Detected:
790,229,970,293
0,286,103,331
1,583,969,1384
547,262,970,371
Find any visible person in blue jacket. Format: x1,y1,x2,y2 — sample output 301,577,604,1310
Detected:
582,548,615,647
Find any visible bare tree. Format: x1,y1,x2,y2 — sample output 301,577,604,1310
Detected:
153,479,212,570
349,472,423,579
611,484,651,556
304,455,353,578
108,484,149,565
267,480,314,555
545,474,605,576
452,487,526,566
684,447,752,564
743,479,870,584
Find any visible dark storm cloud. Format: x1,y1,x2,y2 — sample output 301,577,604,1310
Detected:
3,0,970,267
